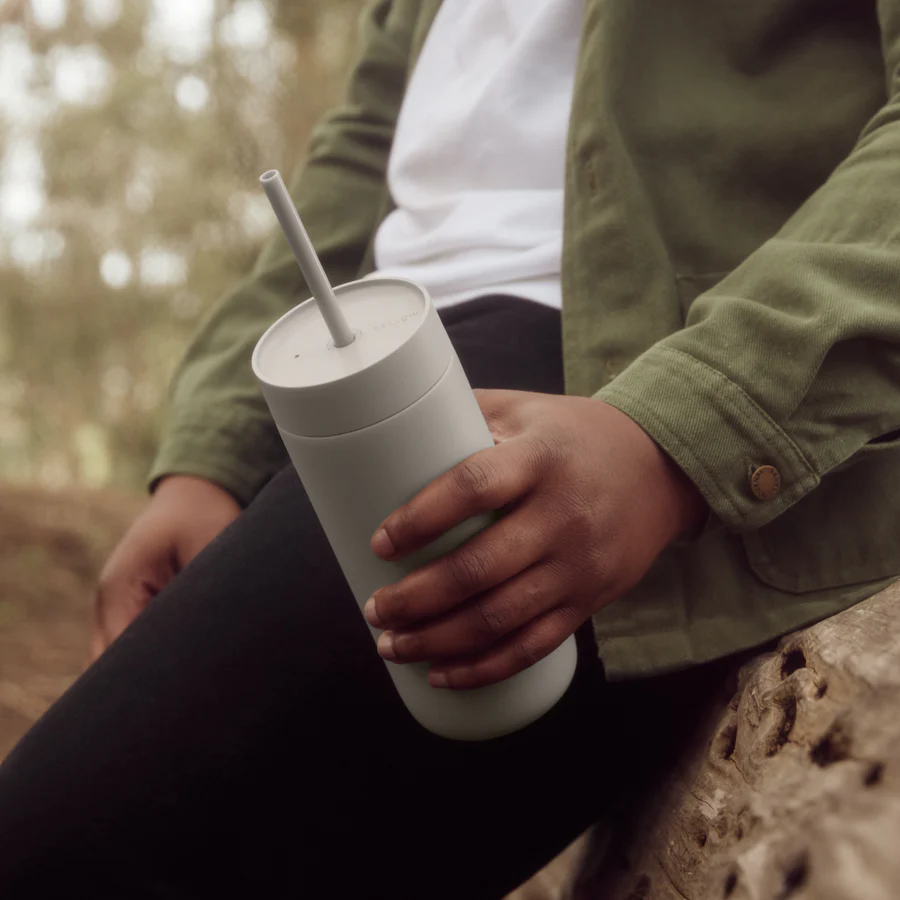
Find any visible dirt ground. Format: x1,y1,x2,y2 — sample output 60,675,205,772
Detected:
0,483,142,758
0,483,579,896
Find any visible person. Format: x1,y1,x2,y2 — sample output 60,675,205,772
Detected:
2,0,900,896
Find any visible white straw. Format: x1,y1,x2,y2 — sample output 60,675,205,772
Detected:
260,169,355,348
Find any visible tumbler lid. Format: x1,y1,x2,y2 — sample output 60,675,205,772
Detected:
252,277,453,437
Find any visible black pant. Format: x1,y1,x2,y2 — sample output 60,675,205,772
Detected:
0,298,728,899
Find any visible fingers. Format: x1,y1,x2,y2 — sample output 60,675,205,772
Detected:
365,498,552,628
88,626,107,668
89,515,170,662
371,436,555,561
375,561,567,664
91,576,154,661
428,604,584,690
87,477,240,664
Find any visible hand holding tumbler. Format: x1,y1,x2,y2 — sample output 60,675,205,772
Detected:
252,171,577,740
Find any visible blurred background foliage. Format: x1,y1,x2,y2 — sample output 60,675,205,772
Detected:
0,0,366,491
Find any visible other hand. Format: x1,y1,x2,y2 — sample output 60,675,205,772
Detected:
91,475,241,661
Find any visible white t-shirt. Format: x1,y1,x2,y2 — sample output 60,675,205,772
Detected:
372,0,583,310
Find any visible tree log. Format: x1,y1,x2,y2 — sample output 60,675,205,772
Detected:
568,581,900,900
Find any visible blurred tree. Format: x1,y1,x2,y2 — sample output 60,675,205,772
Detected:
0,0,365,490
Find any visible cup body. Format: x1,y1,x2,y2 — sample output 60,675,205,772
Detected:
253,277,577,740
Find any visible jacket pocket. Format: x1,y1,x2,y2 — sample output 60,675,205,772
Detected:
742,450,900,593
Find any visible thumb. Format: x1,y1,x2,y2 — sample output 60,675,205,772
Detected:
90,515,176,662
91,572,161,662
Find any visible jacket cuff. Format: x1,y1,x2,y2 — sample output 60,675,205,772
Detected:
594,345,819,532
148,412,287,507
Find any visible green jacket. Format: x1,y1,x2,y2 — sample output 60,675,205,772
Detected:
151,0,900,679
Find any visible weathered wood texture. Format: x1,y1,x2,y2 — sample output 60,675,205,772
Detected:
567,582,900,900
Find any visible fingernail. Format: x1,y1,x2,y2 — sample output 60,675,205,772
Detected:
364,596,383,628
371,527,396,559
429,670,449,689
377,631,397,661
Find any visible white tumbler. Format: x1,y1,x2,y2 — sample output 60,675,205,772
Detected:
251,174,577,740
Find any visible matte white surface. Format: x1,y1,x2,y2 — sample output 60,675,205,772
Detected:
278,355,577,740
255,278,425,387
254,277,576,739
253,278,453,437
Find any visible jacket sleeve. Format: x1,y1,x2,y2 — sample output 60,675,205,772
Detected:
596,0,900,533
148,0,413,505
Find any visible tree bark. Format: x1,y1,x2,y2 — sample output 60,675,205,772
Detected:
569,581,900,900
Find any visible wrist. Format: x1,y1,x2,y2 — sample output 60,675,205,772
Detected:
153,474,242,511
661,452,709,541
153,473,214,497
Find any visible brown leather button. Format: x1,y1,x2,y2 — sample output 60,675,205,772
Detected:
750,465,782,501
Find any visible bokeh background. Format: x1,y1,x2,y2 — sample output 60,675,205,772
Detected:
0,0,364,753
0,0,364,492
